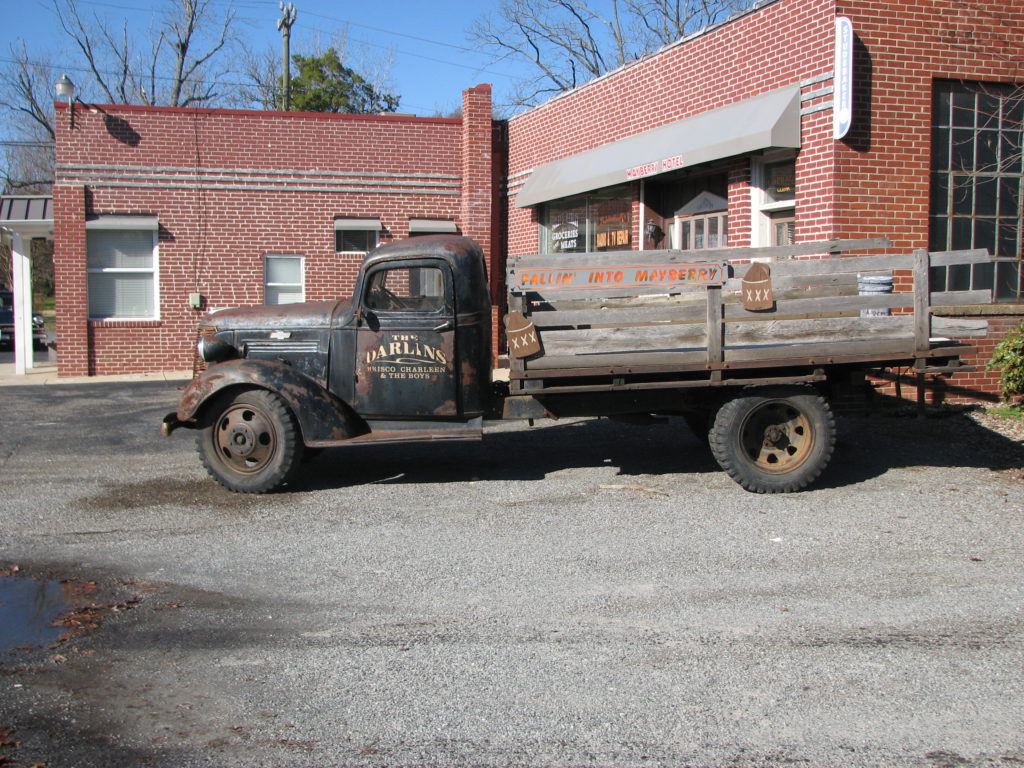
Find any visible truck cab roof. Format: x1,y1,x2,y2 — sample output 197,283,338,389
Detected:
357,234,491,316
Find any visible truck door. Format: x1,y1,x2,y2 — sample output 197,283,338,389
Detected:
352,260,458,418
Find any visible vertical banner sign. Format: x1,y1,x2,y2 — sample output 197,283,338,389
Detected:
833,16,853,139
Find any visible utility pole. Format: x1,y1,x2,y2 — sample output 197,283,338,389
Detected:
277,2,297,110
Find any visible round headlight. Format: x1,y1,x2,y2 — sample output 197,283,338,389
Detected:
198,335,237,363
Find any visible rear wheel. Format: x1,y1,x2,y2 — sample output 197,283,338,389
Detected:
197,388,302,493
709,385,835,493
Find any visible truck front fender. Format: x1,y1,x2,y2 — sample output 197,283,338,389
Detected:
164,359,367,444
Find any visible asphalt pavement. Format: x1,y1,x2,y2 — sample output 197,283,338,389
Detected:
0,380,1022,767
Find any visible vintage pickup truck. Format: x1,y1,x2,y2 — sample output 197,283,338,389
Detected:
162,234,991,494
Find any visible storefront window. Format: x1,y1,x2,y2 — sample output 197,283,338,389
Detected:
929,80,1022,302
543,186,631,253
752,154,797,247
765,161,796,203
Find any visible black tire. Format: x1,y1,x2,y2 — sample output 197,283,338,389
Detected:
709,385,835,493
197,388,302,493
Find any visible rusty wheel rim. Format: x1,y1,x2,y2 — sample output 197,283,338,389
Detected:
738,400,814,475
214,402,279,475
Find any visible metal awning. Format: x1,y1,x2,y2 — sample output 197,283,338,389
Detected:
409,218,458,233
85,214,159,230
0,195,53,237
334,217,382,231
515,86,801,208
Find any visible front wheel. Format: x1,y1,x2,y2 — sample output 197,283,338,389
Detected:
709,385,835,493
197,388,302,493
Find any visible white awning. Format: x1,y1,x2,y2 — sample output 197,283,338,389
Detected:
0,195,53,237
409,218,458,233
515,86,801,208
85,215,159,230
334,217,382,231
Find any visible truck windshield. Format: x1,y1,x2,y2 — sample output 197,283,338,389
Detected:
364,266,446,313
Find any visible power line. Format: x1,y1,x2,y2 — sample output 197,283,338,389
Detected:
64,0,517,79
0,54,462,115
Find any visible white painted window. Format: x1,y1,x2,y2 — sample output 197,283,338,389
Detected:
86,227,158,319
264,255,304,305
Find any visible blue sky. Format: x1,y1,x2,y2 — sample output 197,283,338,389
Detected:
1,0,533,118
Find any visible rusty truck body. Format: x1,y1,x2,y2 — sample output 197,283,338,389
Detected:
162,234,991,493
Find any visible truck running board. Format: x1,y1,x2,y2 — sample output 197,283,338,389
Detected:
305,417,483,449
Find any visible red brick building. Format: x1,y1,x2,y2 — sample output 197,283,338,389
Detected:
51,0,1023,398
506,0,1024,399
52,85,498,375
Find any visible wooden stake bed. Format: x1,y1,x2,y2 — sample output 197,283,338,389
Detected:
505,239,990,393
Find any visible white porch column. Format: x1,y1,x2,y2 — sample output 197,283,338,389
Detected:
10,231,34,374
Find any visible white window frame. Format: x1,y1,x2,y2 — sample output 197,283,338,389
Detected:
264,254,305,305
85,216,160,321
750,151,797,247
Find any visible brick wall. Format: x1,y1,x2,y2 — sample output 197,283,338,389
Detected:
506,0,838,256
504,0,1023,401
53,93,494,376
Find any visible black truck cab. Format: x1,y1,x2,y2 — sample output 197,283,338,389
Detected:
164,235,492,492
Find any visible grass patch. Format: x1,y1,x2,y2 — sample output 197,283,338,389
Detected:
985,403,1024,421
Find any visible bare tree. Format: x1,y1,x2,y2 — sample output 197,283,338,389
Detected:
468,0,749,107
0,45,56,192
52,0,234,108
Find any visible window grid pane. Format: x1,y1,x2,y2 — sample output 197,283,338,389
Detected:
930,81,1023,302
335,230,377,253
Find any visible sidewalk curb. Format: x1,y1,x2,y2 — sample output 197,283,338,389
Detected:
0,365,193,387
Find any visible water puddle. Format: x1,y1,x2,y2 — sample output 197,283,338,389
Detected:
0,575,68,653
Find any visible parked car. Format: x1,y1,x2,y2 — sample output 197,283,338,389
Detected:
0,290,48,351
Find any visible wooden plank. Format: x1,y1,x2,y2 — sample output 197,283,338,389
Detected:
929,289,993,306
730,252,908,278
507,243,987,280
724,316,915,345
532,315,914,357
538,324,707,355
928,249,991,267
729,248,990,280
724,272,859,292
507,237,892,271
524,349,709,371
931,316,989,337
521,336,920,374
514,282,710,301
530,290,911,329
723,337,915,363
533,302,706,328
526,284,991,330
724,292,913,319
913,248,930,353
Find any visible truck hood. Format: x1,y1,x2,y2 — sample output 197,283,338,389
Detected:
204,300,351,331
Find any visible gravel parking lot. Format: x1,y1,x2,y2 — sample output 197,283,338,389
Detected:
0,380,1022,767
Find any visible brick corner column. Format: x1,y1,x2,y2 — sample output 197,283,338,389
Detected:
52,184,90,377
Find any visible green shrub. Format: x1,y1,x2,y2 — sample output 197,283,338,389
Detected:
986,321,1024,402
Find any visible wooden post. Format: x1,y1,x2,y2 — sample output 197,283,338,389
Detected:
913,248,930,354
706,285,723,374
913,249,930,418
507,292,525,390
